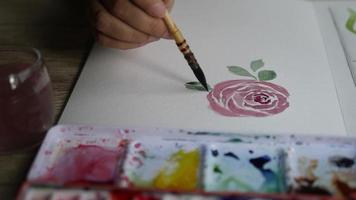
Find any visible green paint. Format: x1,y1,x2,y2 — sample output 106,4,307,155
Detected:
227,66,257,80
128,149,201,190
185,82,212,91
227,60,278,82
258,70,277,81
213,164,223,174
220,177,253,192
276,168,287,193
346,8,356,34
129,172,152,188
227,138,243,143
250,59,265,72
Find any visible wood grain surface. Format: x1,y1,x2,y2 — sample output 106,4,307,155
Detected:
0,0,92,199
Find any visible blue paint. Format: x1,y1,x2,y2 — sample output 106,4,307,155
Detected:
249,155,280,192
211,149,219,157
329,156,355,168
224,152,240,160
249,155,270,169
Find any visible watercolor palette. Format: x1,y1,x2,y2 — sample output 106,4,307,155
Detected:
19,184,344,200
21,125,356,200
120,140,202,190
204,143,285,193
286,143,356,195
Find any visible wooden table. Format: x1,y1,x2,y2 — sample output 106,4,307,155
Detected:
0,0,92,199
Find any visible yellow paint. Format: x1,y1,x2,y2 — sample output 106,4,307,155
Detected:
152,149,200,190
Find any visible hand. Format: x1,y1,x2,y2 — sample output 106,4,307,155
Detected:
91,0,174,49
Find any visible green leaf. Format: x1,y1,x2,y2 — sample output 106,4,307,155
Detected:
346,8,356,34
258,70,277,81
227,66,257,80
185,82,212,91
250,59,265,72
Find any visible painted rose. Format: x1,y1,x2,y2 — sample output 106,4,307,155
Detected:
207,80,289,117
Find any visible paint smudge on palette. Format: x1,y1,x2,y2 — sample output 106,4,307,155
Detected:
37,145,126,184
23,188,110,200
286,143,356,196
119,140,202,191
204,143,286,193
21,188,54,200
161,194,219,200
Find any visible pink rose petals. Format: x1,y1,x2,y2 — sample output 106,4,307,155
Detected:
207,80,289,117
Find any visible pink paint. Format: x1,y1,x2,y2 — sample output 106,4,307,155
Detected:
207,80,289,117
132,156,144,167
134,143,141,149
39,145,123,184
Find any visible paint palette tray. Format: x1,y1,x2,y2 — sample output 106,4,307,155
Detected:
21,125,356,200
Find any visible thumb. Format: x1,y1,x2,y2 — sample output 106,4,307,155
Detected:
131,0,167,18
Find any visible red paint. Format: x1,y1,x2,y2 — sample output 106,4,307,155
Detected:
110,190,160,200
333,177,356,198
118,140,128,148
39,145,123,184
133,195,160,200
0,63,54,152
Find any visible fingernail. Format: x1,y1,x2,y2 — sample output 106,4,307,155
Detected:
149,2,167,18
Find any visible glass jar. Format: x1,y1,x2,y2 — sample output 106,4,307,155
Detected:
0,47,54,153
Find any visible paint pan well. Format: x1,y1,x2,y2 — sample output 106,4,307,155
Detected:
286,143,356,196
119,140,202,191
35,145,127,184
204,143,286,193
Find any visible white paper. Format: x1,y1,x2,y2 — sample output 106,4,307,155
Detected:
331,4,356,85
313,1,356,134
60,0,347,136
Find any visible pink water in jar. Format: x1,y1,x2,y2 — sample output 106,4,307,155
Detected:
0,47,54,153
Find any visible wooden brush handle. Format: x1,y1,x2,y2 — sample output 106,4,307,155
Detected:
163,12,191,55
163,11,208,88
163,11,185,44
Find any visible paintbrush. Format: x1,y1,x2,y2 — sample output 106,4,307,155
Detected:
163,11,209,91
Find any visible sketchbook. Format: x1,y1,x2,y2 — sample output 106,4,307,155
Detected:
59,0,356,136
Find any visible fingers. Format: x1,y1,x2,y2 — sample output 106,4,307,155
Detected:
96,31,152,49
107,0,169,38
131,0,168,18
92,0,152,43
163,0,175,12
90,0,175,50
